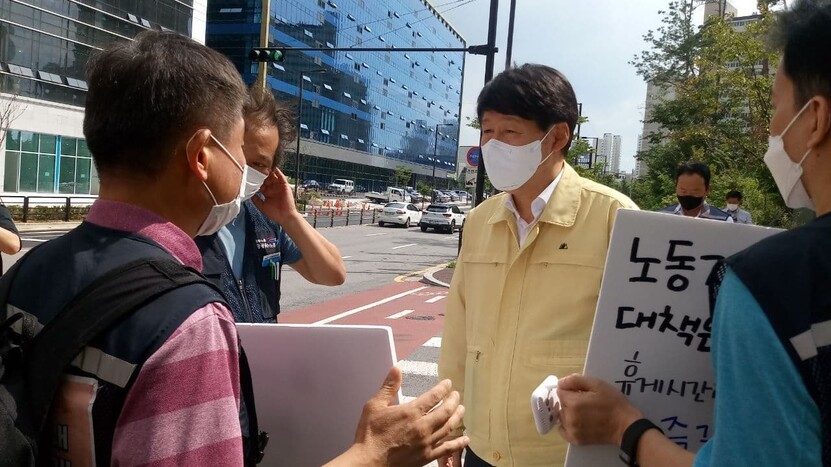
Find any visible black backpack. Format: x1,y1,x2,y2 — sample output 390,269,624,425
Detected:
0,256,268,466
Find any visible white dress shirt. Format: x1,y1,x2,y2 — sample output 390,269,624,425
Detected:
504,169,564,247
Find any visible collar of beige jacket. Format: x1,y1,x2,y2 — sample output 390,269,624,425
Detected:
488,162,581,228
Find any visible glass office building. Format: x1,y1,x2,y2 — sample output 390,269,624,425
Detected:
0,0,207,194
207,0,464,191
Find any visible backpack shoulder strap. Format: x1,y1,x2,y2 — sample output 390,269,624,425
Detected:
24,257,216,427
0,244,46,343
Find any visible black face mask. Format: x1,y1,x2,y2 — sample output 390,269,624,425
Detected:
677,195,704,211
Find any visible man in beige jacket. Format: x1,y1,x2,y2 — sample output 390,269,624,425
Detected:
438,64,637,467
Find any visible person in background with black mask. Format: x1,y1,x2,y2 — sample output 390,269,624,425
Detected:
660,161,733,222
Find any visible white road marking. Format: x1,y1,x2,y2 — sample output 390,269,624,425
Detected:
425,295,446,304
21,238,49,243
423,337,442,348
313,286,428,325
396,360,438,376
386,309,415,320
392,243,417,250
365,233,387,237
341,256,353,259
445,236,460,241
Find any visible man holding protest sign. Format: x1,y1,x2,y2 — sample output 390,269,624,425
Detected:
557,1,831,466
438,64,637,467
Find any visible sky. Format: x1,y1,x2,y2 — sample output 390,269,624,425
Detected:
440,0,762,172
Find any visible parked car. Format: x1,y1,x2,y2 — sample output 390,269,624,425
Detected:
378,202,422,228
406,188,424,203
328,179,355,194
443,190,459,202
301,180,321,190
453,190,469,202
432,190,450,203
420,204,465,233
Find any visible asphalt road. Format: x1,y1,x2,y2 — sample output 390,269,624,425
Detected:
279,222,459,311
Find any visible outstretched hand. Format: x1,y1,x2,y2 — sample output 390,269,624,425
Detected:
347,366,469,466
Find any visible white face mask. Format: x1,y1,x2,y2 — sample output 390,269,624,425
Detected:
764,100,815,210
243,168,269,201
196,135,248,236
726,203,739,212
481,126,555,191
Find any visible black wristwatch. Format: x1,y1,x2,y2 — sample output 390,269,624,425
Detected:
619,418,663,467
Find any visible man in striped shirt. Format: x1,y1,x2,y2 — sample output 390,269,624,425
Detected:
11,31,467,466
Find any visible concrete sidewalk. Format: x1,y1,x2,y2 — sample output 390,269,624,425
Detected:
16,221,82,232
422,263,455,288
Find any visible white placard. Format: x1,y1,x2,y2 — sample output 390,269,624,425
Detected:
236,324,398,467
566,210,781,466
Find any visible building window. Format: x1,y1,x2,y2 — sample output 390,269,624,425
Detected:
4,130,96,194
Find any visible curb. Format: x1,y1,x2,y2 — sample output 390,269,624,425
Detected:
422,263,452,288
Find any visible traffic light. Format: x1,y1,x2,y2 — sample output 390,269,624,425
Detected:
249,48,286,63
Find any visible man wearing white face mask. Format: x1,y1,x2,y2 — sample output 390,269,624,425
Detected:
556,2,831,466
724,190,753,224
197,88,345,323
438,64,637,467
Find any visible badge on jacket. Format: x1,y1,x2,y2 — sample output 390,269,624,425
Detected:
263,252,281,281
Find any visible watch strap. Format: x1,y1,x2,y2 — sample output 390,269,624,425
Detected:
619,418,663,467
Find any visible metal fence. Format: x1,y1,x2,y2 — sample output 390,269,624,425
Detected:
1,195,96,222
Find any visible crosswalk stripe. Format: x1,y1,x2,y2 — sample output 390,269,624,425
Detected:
425,295,446,304
423,337,442,348
397,360,438,377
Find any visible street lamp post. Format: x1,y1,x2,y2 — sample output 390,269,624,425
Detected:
432,123,454,196
293,69,326,200
294,76,304,200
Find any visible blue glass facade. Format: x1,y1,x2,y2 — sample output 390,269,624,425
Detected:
206,0,464,187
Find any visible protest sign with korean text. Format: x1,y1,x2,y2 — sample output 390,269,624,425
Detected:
566,209,781,466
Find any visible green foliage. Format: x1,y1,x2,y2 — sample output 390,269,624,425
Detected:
633,1,794,227
7,205,90,222
393,165,412,188
416,181,432,197
466,117,481,130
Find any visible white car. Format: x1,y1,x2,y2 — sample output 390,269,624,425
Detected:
420,204,465,233
378,202,422,228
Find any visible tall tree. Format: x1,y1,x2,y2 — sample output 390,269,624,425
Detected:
632,1,792,226
0,94,24,151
